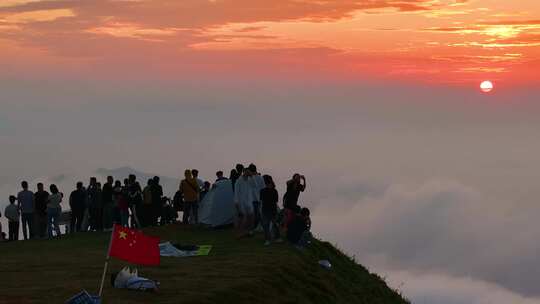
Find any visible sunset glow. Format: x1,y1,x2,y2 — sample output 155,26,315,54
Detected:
0,1,539,86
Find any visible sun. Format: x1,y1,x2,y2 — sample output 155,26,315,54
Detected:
480,80,493,93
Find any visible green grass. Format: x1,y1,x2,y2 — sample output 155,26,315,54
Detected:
0,225,409,304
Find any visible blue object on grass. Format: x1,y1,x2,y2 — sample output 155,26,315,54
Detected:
65,290,101,304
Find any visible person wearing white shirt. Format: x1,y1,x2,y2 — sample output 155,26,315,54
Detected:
233,169,256,237
247,164,265,232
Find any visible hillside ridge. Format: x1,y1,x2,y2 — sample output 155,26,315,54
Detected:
0,225,409,304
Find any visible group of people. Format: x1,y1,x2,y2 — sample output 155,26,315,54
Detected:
1,163,313,247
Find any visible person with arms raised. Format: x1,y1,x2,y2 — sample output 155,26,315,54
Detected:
283,174,306,210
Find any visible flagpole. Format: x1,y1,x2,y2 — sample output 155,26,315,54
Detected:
98,226,115,297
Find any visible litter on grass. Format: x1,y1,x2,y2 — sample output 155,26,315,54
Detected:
318,260,332,270
112,267,159,292
159,242,212,257
65,290,101,304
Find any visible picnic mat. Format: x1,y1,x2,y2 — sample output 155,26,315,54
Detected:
159,242,212,257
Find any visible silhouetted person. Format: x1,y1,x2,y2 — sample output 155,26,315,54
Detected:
229,169,239,191
283,174,306,210
232,164,244,190
172,185,184,216
287,207,312,247
151,176,163,226
216,171,227,182
127,175,142,228
113,180,128,227
47,184,62,238
191,169,204,189
260,175,281,245
34,183,49,238
200,181,211,201
141,179,153,227
102,176,114,231
69,182,87,233
5,196,20,241
180,170,200,224
18,181,34,240
87,177,102,231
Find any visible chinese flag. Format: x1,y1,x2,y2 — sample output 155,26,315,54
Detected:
109,224,160,266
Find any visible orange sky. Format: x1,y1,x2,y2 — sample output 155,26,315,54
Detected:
1,0,539,87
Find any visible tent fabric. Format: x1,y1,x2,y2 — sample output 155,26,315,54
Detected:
198,179,235,227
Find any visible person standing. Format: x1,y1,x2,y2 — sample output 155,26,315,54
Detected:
5,196,20,241
102,176,114,231
34,183,49,238
69,182,87,233
113,180,128,227
248,164,265,232
127,175,142,228
87,177,101,231
180,170,200,224
46,184,62,239
260,175,282,245
191,169,204,190
229,169,239,192
233,168,255,237
17,181,34,240
231,164,244,190
151,176,163,226
141,179,153,227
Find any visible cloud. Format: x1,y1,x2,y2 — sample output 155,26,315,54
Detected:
2,8,75,23
387,271,540,304
313,179,540,298
85,22,183,41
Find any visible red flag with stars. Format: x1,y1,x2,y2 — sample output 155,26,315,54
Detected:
109,224,160,266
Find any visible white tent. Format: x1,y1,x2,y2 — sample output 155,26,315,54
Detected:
198,179,235,227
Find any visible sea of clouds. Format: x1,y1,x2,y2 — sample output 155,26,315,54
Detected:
1,79,539,303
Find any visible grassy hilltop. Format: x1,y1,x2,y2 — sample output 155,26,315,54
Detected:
0,225,408,304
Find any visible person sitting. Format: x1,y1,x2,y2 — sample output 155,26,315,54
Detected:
286,207,312,248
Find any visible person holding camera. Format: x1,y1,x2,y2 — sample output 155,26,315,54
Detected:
283,174,306,210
